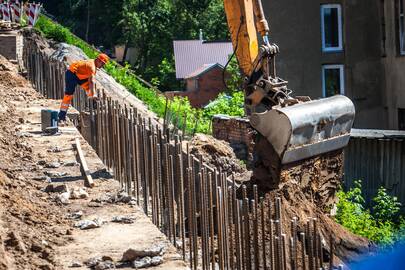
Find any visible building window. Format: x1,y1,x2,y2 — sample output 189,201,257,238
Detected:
322,65,345,97
321,4,343,52
398,109,405,130
398,0,405,55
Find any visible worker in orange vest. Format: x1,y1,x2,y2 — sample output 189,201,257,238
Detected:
58,53,110,122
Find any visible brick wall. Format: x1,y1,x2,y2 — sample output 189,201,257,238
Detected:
0,30,21,62
165,67,227,108
212,115,255,160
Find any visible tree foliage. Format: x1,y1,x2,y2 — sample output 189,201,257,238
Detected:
41,0,229,91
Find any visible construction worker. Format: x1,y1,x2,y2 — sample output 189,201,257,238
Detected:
58,53,110,122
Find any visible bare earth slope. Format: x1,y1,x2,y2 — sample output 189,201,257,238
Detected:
0,55,187,270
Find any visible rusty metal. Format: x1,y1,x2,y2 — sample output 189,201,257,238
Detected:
217,187,225,270
318,233,323,269
329,235,334,270
301,232,306,270
282,234,287,270
233,188,242,270
313,218,319,270
252,199,259,269
289,237,295,270
260,200,267,269
186,168,194,269
243,198,251,270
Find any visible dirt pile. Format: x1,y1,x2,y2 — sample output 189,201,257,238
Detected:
188,133,251,182
0,58,70,269
280,150,344,210
0,54,17,72
260,181,374,266
243,150,374,265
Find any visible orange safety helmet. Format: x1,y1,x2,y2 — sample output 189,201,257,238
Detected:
97,53,109,64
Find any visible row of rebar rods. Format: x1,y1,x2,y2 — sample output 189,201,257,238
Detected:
23,41,344,270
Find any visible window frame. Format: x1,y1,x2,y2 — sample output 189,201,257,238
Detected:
397,0,405,55
321,4,344,52
398,108,405,130
322,64,345,97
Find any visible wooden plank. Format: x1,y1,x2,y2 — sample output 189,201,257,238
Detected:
74,138,95,188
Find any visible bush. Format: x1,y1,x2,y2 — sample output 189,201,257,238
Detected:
373,186,401,222
336,180,404,247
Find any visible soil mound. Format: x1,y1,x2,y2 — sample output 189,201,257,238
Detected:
244,150,375,265
188,133,251,182
0,55,27,89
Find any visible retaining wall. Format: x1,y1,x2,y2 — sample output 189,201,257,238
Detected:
0,29,23,63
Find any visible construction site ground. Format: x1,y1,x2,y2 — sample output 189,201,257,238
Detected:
0,57,187,269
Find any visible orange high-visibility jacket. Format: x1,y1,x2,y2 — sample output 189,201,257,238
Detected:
68,60,96,80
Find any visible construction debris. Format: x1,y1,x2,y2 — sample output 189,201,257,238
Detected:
44,183,69,193
132,256,164,268
74,137,95,187
32,175,51,182
66,211,83,220
63,160,80,167
47,146,62,153
121,244,166,262
45,161,61,168
70,187,89,199
74,218,104,230
56,191,71,205
45,171,68,178
111,216,136,224
69,261,82,267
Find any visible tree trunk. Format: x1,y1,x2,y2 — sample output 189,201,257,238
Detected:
85,0,90,41
122,39,130,64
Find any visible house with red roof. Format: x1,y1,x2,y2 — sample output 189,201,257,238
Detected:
165,38,233,108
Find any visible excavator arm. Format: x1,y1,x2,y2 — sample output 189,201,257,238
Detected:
223,0,356,187
223,0,270,76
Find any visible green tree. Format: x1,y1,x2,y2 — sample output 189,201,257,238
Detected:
43,0,230,91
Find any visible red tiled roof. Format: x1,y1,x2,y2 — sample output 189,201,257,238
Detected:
173,40,233,79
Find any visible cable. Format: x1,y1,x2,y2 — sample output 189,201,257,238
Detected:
222,17,243,92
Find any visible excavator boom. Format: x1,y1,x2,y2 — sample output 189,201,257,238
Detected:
223,0,355,186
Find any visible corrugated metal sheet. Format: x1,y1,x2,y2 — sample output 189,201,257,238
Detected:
344,129,405,209
184,63,222,79
173,40,233,79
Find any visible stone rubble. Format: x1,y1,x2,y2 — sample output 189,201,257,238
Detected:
111,216,136,224
69,261,82,267
66,211,83,220
132,256,164,269
45,171,68,178
44,183,69,193
45,162,61,168
70,187,89,199
56,192,71,205
47,146,62,153
63,161,80,167
74,218,104,230
121,243,166,262
32,175,52,182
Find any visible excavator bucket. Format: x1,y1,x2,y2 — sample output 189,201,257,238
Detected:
249,95,355,165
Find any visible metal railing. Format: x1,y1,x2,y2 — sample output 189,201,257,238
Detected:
22,34,342,270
